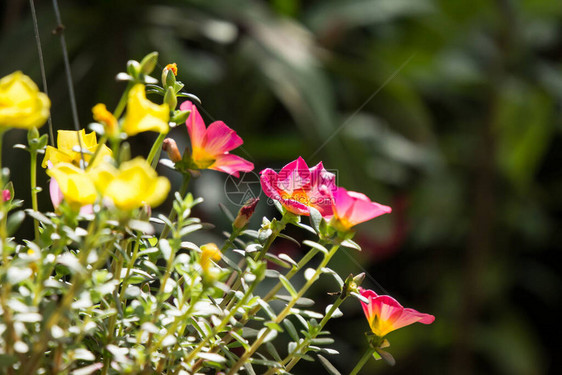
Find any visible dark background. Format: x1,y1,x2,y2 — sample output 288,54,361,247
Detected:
1,0,561,374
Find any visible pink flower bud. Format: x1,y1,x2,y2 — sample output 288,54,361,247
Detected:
162,138,182,163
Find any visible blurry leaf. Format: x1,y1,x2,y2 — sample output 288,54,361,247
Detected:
317,354,342,375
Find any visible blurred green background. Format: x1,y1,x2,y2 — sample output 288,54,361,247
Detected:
1,0,561,374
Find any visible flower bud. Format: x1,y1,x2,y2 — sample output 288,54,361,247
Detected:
139,52,159,75
232,198,259,230
162,63,177,88
126,60,141,79
162,138,182,163
164,86,177,110
92,103,118,138
2,189,11,202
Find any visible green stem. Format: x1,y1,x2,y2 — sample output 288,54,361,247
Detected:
147,132,167,169
282,296,347,373
159,173,190,239
185,278,259,364
30,148,40,241
349,346,376,375
113,82,133,119
227,242,341,375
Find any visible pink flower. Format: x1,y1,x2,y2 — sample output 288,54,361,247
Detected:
329,187,391,230
180,101,253,177
2,189,10,202
359,288,435,338
260,157,336,216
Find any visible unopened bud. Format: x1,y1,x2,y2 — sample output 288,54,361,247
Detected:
162,138,182,163
139,52,159,75
164,86,177,110
92,103,118,137
233,198,259,230
2,189,11,202
162,64,177,88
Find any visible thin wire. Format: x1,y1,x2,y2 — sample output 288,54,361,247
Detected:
29,0,54,146
52,0,84,165
307,53,416,161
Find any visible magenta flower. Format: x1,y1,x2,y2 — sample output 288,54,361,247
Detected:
329,187,391,230
2,189,10,202
359,288,435,338
180,101,253,177
260,157,336,216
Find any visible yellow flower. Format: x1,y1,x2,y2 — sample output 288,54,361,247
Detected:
122,84,169,136
0,71,50,129
42,129,112,169
199,243,222,272
90,157,170,210
46,162,97,209
92,103,118,137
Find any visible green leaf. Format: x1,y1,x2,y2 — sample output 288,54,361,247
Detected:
6,211,25,236
341,239,361,251
283,319,299,341
275,294,315,307
303,240,328,254
279,275,298,297
317,354,342,375
265,321,284,332
309,206,323,232
375,348,396,366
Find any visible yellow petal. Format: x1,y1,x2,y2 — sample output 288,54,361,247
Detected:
0,71,50,129
42,146,72,168
122,84,170,136
47,163,97,207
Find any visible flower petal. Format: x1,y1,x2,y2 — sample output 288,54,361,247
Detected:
211,154,254,177
181,101,206,149
204,121,243,155
260,168,281,200
277,156,309,194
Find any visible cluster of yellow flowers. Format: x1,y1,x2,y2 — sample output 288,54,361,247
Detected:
1,70,171,212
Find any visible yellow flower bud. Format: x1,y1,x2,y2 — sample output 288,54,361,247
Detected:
0,71,50,129
92,103,118,137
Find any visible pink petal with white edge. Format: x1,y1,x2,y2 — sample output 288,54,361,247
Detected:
205,121,243,155
181,101,207,149
260,168,282,200
277,157,310,194
212,154,254,178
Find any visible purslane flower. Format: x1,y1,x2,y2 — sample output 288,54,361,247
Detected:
46,163,97,210
90,157,170,210
0,71,50,129
122,84,170,136
42,129,112,168
359,288,435,338
260,157,336,216
329,187,391,230
181,101,253,177
199,243,222,273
